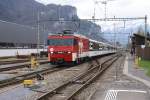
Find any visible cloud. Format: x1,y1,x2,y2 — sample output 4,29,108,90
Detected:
35,0,150,18
35,0,79,5
35,0,150,45
36,0,150,30
72,0,95,18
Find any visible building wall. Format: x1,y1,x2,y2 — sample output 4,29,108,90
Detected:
0,49,47,57
135,46,150,60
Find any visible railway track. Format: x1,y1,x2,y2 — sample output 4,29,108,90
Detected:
0,60,49,72
0,57,47,65
37,54,121,100
0,66,66,88
0,59,28,65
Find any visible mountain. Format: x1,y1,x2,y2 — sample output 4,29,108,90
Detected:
0,0,105,42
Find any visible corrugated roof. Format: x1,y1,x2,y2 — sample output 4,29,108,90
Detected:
134,34,150,41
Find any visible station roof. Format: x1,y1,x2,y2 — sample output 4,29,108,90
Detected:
133,33,150,45
134,34,150,41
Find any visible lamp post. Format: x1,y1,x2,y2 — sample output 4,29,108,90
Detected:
43,23,46,51
37,11,46,55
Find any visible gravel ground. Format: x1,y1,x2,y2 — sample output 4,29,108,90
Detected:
2,53,148,100
26,62,91,100
26,54,115,100
0,63,52,81
0,54,115,100
73,55,122,100
74,54,150,100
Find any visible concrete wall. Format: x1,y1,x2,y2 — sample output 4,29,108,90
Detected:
0,49,46,57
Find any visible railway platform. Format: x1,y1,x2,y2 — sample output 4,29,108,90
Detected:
124,54,150,87
89,53,150,100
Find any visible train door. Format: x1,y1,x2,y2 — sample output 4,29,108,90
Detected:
77,38,83,62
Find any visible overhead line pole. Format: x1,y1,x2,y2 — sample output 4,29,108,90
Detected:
37,12,40,55
36,16,147,47
37,17,146,23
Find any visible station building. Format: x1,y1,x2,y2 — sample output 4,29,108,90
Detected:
132,33,150,60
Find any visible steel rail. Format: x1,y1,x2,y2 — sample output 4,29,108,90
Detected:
66,55,120,100
37,54,120,100
0,60,48,72
0,54,116,89
0,59,29,65
0,58,47,65
0,66,65,88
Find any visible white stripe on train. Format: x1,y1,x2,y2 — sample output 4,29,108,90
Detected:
72,50,116,61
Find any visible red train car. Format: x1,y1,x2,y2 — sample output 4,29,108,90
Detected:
47,30,115,64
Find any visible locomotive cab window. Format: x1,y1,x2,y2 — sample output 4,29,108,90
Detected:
47,38,77,46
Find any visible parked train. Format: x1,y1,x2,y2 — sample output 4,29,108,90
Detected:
47,30,117,64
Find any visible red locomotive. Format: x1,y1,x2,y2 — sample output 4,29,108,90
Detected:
47,30,115,64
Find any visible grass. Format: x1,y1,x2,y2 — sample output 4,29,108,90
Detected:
138,59,150,76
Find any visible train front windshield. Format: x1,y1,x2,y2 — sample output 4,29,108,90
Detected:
47,38,75,46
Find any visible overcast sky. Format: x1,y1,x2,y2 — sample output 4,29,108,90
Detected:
35,0,150,44
35,0,149,19
35,0,150,31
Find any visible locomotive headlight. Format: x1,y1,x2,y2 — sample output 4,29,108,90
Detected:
50,51,54,54
68,51,71,54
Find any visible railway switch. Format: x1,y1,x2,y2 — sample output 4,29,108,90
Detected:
36,74,44,80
